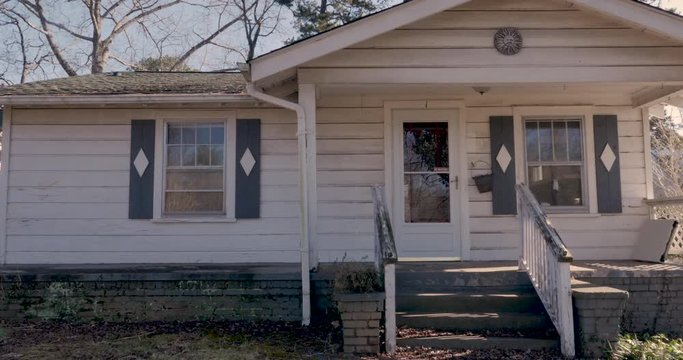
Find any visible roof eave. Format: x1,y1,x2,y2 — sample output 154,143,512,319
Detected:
569,0,683,44
0,93,253,106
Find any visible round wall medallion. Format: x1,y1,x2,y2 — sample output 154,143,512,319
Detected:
494,27,523,56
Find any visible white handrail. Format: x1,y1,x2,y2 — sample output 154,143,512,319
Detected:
517,184,575,358
646,197,683,256
372,186,398,355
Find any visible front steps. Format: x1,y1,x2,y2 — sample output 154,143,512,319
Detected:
395,262,560,351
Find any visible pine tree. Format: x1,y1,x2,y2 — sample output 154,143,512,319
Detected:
282,0,389,40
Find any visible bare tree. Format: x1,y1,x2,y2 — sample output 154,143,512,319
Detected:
0,1,52,83
651,110,683,198
0,0,292,82
237,0,285,61
9,0,193,75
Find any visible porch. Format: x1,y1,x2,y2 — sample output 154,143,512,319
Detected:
391,259,683,357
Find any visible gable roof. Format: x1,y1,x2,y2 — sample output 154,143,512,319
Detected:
0,72,246,97
248,0,683,84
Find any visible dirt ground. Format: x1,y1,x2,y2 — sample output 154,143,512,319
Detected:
0,321,563,360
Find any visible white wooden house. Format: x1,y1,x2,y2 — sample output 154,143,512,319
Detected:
1,0,683,354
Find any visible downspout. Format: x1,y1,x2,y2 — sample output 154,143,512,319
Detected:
246,83,312,326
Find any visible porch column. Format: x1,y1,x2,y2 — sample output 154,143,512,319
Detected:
299,83,319,269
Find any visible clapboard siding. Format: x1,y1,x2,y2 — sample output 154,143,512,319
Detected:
353,29,678,49
316,104,384,262
303,0,683,84
6,107,300,264
402,11,625,30
465,104,649,260
308,48,683,68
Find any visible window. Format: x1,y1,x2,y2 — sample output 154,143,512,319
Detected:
164,122,226,216
525,118,585,209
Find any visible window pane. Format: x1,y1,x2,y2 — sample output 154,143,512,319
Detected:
182,126,196,144
528,166,583,207
567,121,583,161
211,145,224,166
167,146,181,166
404,174,450,223
197,145,211,166
553,122,568,161
168,125,182,144
165,121,227,216
165,192,224,213
211,125,225,144
166,169,223,191
538,122,553,161
403,122,449,172
182,146,195,166
525,122,540,162
197,126,211,144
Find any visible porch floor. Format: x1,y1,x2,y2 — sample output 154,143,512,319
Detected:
397,260,683,278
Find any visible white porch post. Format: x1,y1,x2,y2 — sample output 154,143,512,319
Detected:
299,83,319,269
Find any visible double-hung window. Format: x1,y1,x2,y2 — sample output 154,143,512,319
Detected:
524,118,586,210
164,122,226,216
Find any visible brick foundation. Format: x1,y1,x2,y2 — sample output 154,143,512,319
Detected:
0,265,301,322
337,293,385,354
572,279,629,358
576,263,683,336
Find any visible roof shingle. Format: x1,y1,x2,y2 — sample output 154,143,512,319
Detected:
0,72,246,96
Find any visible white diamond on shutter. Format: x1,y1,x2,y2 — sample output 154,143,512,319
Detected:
601,144,617,172
496,145,512,174
240,148,256,176
133,149,149,178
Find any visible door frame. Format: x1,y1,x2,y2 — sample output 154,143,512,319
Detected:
383,100,470,261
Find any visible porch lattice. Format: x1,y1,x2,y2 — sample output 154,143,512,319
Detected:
648,197,683,255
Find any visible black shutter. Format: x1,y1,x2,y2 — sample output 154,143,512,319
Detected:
235,119,261,219
490,116,517,215
129,120,155,219
594,115,623,214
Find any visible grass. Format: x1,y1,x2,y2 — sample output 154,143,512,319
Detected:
612,334,683,360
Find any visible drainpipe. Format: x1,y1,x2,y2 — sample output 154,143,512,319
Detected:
246,83,311,326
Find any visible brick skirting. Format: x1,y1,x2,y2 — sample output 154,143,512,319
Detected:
0,264,302,322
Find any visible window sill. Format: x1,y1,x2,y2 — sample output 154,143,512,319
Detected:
151,217,237,224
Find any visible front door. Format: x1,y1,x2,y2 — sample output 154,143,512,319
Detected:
392,110,461,260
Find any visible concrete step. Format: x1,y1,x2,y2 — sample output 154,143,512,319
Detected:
398,335,559,351
397,291,545,313
397,311,553,332
396,270,533,290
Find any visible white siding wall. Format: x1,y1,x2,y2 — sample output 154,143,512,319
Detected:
304,0,682,72
466,106,649,261
6,107,301,264
305,0,674,262
315,105,385,262
313,93,650,262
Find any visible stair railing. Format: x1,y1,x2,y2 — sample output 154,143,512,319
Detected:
646,196,683,256
372,185,398,354
517,184,575,358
